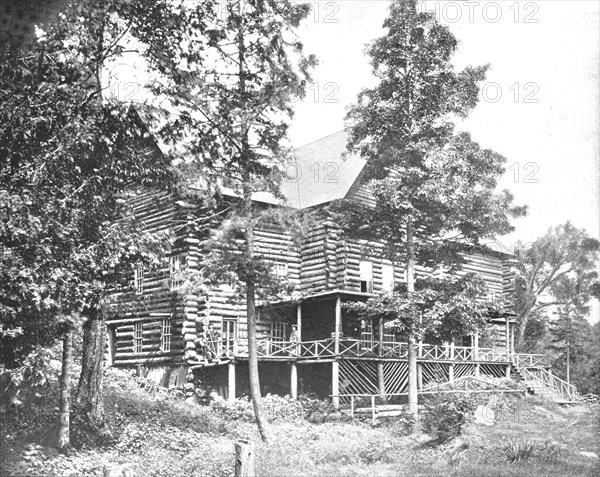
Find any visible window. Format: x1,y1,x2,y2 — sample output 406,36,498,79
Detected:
361,320,374,346
134,266,144,295
169,255,182,291
272,322,287,343
359,261,373,293
272,262,288,278
133,322,143,353
160,317,172,352
222,319,237,353
382,261,394,293
434,264,445,279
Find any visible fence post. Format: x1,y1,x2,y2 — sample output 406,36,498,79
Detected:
371,395,376,424
350,395,355,417
235,440,255,477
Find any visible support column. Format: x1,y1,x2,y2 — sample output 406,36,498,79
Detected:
378,317,384,357
505,364,511,379
448,364,454,383
334,295,341,355
510,325,515,356
417,363,423,390
332,361,340,408
377,362,385,396
290,363,298,399
228,362,236,402
475,363,480,378
473,332,479,361
505,317,510,360
296,303,302,356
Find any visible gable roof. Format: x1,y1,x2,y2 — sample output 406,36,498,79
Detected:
280,131,367,209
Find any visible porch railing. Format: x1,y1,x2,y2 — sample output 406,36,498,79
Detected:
513,353,549,368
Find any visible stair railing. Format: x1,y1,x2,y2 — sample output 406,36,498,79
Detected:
520,366,579,401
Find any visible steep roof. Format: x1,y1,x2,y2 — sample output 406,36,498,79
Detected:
280,131,367,209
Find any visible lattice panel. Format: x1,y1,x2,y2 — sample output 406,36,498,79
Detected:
383,361,409,394
480,364,506,378
454,364,476,380
339,360,378,396
422,362,449,386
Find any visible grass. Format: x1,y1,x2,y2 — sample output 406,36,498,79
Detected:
1,369,599,477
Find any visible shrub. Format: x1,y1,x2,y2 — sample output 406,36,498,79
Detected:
421,393,480,442
502,438,536,463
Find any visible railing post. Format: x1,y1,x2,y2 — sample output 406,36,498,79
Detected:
449,342,455,360
334,295,341,356
418,341,423,358
473,332,479,361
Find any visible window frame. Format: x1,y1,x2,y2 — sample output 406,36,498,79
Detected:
272,262,288,278
272,321,287,343
134,266,144,295
160,316,172,352
133,321,143,353
169,254,183,291
381,260,395,293
359,260,374,293
222,319,237,353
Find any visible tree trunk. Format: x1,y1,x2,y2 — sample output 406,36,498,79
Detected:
246,223,269,442
58,328,73,450
75,311,106,429
406,216,418,425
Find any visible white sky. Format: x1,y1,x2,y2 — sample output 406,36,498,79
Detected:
288,0,599,246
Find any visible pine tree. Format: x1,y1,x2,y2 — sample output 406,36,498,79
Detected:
338,0,525,420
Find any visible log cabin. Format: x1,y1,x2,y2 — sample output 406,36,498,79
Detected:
106,131,578,405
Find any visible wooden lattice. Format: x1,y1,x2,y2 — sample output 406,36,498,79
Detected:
383,361,409,394
480,364,506,378
453,363,476,380
339,360,378,396
421,362,449,386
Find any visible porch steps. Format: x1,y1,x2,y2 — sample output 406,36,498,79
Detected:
511,360,581,404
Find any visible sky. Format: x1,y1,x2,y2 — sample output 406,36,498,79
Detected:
287,0,599,250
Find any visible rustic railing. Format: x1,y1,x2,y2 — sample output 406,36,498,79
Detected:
513,353,549,368
197,337,545,365
520,366,580,402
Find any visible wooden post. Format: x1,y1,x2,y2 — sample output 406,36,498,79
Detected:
331,361,340,408
510,324,515,356
377,361,385,397
417,363,423,390
505,364,511,379
296,302,302,339
290,362,298,400
418,340,423,358
371,395,376,424
228,362,236,402
473,332,479,361
350,395,355,417
449,342,455,360
234,439,255,477
334,295,341,355
378,317,384,357
448,364,454,383
505,317,510,361
475,363,480,378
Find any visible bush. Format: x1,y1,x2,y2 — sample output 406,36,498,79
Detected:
421,393,480,442
502,438,536,463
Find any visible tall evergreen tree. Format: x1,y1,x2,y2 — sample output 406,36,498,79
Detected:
337,0,525,418
149,0,316,442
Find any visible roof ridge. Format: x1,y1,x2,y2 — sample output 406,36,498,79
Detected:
294,129,348,150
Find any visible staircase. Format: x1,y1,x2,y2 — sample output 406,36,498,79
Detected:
511,358,581,404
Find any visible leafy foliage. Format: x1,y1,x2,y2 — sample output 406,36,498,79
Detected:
344,274,491,342
502,438,536,463
514,222,600,350
421,393,480,442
